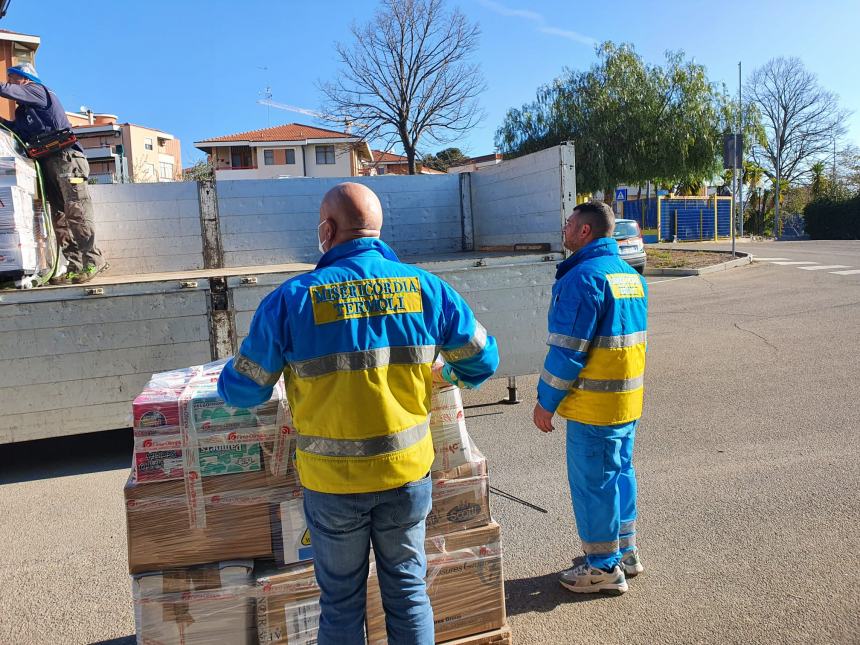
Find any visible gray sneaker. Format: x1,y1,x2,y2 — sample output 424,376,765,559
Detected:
621,550,644,577
559,560,628,595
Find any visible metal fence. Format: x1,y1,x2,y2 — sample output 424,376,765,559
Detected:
655,196,733,242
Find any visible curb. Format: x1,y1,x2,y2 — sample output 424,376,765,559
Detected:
644,251,752,277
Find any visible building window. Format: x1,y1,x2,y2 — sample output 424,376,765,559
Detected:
159,162,174,180
377,166,386,175
144,137,154,151
264,149,275,165
316,145,335,165
285,149,296,165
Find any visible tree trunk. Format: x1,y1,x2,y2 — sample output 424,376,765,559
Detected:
406,147,417,175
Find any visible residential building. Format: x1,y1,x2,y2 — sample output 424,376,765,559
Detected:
194,123,372,180
363,150,443,176
447,153,504,174
0,28,39,121
66,111,182,183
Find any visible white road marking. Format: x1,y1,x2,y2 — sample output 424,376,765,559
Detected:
798,265,851,271
769,261,818,265
753,257,792,261
830,269,860,275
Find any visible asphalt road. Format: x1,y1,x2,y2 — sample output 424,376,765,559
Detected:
1,240,858,644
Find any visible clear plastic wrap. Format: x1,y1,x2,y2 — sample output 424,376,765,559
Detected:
125,362,508,644
429,383,473,471
366,521,506,644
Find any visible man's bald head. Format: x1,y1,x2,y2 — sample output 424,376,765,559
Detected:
318,183,383,253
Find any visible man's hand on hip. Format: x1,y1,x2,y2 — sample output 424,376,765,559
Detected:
533,403,555,433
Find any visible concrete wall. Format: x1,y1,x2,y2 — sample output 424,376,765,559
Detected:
471,146,567,251
90,182,204,274
216,174,463,267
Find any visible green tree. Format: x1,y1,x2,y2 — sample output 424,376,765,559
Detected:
810,162,828,199
183,159,214,182
422,147,468,172
495,42,727,198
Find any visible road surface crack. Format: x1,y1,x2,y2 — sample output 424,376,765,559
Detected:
733,321,779,352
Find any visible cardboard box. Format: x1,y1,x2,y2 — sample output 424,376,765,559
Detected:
367,522,505,644
256,562,322,644
0,231,37,273
132,560,255,645
427,450,490,538
0,157,36,193
441,624,512,645
0,185,35,232
272,494,314,567
134,443,263,483
124,469,299,574
430,385,473,472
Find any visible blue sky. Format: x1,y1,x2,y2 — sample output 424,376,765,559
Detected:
6,0,859,168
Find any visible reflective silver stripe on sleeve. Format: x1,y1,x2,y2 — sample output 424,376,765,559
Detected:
233,354,281,387
540,368,576,391
297,420,430,458
582,539,620,555
573,374,644,393
547,333,590,353
592,331,647,349
619,534,636,550
289,345,437,379
441,321,488,363
620,520,636,535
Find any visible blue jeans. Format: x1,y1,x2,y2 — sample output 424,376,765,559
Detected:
302,475,434,645
566,419,638,570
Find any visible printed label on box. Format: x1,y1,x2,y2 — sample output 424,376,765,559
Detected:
284,598,321,645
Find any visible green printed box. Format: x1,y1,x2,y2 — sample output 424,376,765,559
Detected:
198,443,262,477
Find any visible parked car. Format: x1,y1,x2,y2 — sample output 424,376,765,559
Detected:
614,218,646,273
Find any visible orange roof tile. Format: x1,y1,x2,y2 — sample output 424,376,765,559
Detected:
199,123,355,144
372,149,408,163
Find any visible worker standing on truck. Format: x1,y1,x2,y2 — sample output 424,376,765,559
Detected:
218,182,499,645
532,201,648,595
0,62,106,284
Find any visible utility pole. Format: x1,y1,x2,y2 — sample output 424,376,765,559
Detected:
738,61,744,239
774,124,781,239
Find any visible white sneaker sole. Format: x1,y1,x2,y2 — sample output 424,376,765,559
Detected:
559,579,629,595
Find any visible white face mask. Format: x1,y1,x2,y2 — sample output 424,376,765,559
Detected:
317,220,329,254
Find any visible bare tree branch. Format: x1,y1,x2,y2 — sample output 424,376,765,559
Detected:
320,0,486,174
746,57,849,186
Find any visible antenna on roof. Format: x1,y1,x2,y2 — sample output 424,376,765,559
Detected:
257,66,272,126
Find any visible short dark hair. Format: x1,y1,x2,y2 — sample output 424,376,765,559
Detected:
572,201,615,238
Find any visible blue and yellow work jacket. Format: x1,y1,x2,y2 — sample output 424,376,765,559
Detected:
218,238,499,494
537,237,648,425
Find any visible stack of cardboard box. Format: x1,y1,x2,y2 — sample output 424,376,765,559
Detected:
125,364,510,644
0,130,43,283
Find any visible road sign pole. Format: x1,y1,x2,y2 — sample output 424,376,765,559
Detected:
738,61,744,239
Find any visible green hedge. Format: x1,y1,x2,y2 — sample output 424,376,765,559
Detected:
803,196,860,239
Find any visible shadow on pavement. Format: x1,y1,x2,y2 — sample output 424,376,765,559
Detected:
90,638,135,645
505,571,614,615
0,427,132,485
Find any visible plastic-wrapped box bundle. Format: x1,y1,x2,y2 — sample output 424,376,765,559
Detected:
428,441,490,538
0,231,37,274
366,521,506,644
271,494,314,567
255,561,323,644
0,185,36,231
131,560,256,645
430,383,473,472
0,156,37,193
125,360,301,574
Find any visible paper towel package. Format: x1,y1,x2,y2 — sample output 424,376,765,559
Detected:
134,442,263,483
131,560,255,645
430,384,473,472
255,562,322,644
366,521,505,644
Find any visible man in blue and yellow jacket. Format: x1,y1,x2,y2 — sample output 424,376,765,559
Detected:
218,182,498,644
533,201,647,596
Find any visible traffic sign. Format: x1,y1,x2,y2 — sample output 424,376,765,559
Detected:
615,188,627,201
657,189,669,196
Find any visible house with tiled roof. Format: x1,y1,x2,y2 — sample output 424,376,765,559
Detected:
194,123,372,180
362,150,444,176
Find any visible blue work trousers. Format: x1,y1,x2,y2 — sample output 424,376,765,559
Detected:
302,475,435,645
566,419,638,570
